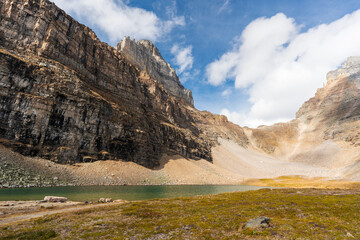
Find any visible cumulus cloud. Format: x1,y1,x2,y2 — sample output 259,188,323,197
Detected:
206,10,360,127
171,44,194,82
52,0,185,44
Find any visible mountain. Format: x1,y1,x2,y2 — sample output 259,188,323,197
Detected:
0,0,359,187
0,0,224,168
212,56,360,180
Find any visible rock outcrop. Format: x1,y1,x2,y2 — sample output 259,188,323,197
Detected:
242,217,271,230
0,0,213,167
116,37,193,105
44,196,67,202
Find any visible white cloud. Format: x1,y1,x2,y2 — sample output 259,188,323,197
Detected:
207,10,360,127
171,44,194,82
221,88,232,96
220,109,290,128
52,0,185,44
165,1,186,27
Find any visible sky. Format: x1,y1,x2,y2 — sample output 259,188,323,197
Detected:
52,0,360,127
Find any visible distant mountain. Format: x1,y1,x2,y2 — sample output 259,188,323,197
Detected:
233,56,360,179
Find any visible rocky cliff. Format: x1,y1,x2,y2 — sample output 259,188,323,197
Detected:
116,37,193,105
295,56,360,147
0,0,217,167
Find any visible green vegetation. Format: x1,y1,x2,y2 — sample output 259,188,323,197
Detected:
1,188,360,239
0,229,57,240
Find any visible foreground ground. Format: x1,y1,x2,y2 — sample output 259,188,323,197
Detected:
0,188,359,239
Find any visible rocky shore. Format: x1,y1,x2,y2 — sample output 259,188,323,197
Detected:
0,161,73,188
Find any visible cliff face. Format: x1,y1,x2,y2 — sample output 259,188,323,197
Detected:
0,0,214,167
116,37,193,106
296,56,360,147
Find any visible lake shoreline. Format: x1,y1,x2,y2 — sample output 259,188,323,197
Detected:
0,185,268,202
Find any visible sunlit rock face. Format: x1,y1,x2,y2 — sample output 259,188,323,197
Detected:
116,36,193,106
326,56,360,89
296,57,360,148
297,56,360,124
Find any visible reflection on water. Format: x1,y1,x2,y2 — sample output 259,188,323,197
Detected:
0,185,268,201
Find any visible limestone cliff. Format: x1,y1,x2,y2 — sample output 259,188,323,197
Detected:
116,37,193,105
296,56,360,145
0,0,214,167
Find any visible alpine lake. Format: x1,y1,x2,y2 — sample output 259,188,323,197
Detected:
0,185,268,202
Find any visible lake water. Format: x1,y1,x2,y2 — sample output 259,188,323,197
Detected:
0,185,268,202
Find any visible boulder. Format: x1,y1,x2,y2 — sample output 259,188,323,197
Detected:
242,216,271,230
44,196,67,203
99,198,113,203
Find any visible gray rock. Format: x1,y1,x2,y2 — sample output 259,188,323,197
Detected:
39,62,48,67
44,196,67,202
182,224,197,230
117,36,193,105
99,198,113,203
242,216,271,230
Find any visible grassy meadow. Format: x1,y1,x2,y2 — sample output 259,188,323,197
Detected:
1,188,360,239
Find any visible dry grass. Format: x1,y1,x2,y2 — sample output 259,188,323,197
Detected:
245,175,360,189
1,188,360,239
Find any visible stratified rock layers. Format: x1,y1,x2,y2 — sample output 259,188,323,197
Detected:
117,37,193,105
0,0,211,167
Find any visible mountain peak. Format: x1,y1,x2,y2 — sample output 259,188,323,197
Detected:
327,56,360,84
116,36,193,105
342,56,360,68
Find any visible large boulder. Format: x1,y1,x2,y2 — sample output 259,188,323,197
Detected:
242,216,271,230
99,198,113,203
44,196,67,203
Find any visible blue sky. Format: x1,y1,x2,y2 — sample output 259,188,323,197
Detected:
53,0,360,127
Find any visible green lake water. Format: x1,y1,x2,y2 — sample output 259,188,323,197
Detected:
0,185,268,202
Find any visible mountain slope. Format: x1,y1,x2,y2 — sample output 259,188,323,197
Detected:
234,56,360,178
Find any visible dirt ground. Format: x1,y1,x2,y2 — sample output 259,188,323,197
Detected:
0,200,128,227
